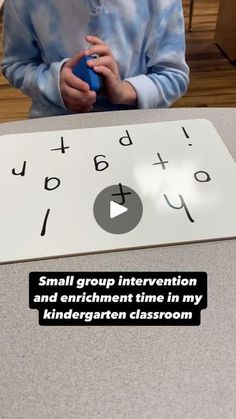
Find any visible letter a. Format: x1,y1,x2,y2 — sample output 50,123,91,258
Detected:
44,177,61,191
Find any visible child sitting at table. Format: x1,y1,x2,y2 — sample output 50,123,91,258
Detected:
1,0,189,118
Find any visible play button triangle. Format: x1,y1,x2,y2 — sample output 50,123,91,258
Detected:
110,201,128,219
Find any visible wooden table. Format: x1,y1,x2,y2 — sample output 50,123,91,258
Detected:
215,0,236,61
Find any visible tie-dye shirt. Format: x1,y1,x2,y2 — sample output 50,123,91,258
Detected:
2,0,189,118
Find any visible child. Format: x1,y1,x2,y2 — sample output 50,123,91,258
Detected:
1,0,189,118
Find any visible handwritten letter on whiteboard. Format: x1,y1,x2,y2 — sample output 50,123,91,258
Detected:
0,119,236,263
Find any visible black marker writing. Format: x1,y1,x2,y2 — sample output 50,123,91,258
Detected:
182,126,192,146
12,161,26,176
153,153,169,170
41,209,50,237
94,155,109,172
111,183,131,205
119,130,133,146
44,177,61,191
164,194,195,223
51,136,70,154
182,126,189,139
194,171,211,183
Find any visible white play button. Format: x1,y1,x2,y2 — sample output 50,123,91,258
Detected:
94,184,143,234
110,201,128,219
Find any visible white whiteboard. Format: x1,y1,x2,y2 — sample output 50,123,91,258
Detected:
0,119,236,263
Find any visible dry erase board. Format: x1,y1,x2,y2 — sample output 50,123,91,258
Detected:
0,119,236,263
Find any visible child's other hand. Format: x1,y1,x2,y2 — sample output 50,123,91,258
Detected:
85,35,137,106
60,51,96,113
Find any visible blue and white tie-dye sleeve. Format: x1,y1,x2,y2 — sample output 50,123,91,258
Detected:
125,0,189,108
1,0,67,117
1,0,189,117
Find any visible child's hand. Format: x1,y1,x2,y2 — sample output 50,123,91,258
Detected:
84,35,137,106
60,51,97,113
